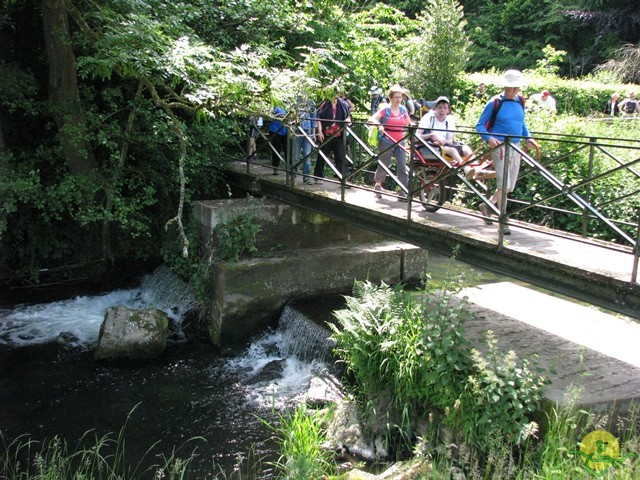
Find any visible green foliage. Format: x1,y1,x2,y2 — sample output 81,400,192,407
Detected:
399,0,470,100
0,421,203,479
266,404,335,480
534,45,568,77
212,208,262,262
455,331,547,449
330,260,547,452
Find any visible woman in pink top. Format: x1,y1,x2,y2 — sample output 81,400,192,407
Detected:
369,85,413,199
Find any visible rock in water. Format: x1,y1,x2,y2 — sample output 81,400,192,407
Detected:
96,307,169,360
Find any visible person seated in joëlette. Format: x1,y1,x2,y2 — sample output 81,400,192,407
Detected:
417,95,472,166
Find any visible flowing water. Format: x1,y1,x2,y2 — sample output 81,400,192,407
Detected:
0,266,336,478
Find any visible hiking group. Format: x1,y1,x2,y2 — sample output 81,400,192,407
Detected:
253,69,540,235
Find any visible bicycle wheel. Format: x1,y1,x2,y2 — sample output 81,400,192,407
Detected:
415,166,446,212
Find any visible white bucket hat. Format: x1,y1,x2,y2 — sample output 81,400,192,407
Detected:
369,86,383,95
502,69,524,88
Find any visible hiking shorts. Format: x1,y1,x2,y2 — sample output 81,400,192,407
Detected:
491,144,521,192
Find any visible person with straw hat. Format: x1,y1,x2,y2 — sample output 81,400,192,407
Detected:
369,84,413,200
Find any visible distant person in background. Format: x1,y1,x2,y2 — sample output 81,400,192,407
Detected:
401,89,416,119
293,96,317,185
473,83,488,100
619,91,638,117
316,93,352,182
268,106,287,175
605,92,621,117
530,90,557,113
369,85,388,114
246,115,263,160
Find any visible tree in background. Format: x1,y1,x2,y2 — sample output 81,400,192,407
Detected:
0,0,304,283
398,0,469,100
461,0,640,76
595,42,640,84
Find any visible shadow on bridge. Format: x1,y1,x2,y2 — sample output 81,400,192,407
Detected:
226,117,640,319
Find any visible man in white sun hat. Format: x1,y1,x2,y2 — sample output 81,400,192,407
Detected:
475,69,539,235
369,85,388,115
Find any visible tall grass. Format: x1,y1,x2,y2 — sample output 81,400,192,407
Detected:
0,431,201,480
264,404,335,480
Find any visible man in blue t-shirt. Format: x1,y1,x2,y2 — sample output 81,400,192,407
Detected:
475,70,539,235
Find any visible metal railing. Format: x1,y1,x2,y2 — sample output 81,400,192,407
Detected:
240,116,640,285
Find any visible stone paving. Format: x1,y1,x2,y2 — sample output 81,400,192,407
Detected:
457,282,640,413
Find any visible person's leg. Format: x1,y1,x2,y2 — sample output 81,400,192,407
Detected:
334,138,347,179
314,143,327,179
272,134,285,169
247,134,256,159
394,144,409,190
441,145,462,164
301,137,312,178
490,145,506,207
496,147,521,208
374,142,393,186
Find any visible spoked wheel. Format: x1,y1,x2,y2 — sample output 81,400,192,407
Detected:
415,166,446,212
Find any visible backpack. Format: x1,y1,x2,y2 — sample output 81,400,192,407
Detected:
380,105,408,124
378,105,408,142
485,94,526,132
625,100,637,113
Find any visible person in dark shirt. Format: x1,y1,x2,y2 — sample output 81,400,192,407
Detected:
315,94,352,182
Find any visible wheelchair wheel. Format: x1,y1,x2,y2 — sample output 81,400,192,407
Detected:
415,166,446,212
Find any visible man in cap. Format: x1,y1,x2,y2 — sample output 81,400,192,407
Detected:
475,69,539,235
530,90,557,113
417,95,472,165
369,85,389,115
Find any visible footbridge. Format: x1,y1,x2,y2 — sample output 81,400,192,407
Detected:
223,118,640,319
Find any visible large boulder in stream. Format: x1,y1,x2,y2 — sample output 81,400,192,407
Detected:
96,307,169,360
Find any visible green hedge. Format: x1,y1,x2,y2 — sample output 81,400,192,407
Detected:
461,72,639,117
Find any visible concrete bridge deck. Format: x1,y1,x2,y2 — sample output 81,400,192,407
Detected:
224,159,640,319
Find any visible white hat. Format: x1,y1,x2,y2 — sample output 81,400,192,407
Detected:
435,96,450,105
502,69,524,88
369,86,383,95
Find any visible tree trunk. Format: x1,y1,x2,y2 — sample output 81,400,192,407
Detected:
41,0,97,175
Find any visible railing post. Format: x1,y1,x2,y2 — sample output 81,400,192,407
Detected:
285,126,292,187
340,122,348,201
582,137,596,237
633,207,640,285
407,127,415,221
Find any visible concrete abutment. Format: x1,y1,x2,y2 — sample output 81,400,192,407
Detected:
193,198,429,345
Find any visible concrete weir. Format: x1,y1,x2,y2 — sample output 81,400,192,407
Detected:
194,197,640,415
193,198,430,345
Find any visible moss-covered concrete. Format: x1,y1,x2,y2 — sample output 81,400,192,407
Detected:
193,199,430,346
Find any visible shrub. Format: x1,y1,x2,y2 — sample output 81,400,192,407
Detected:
454,331,547,450
330,265,548,453
212,207,262,262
